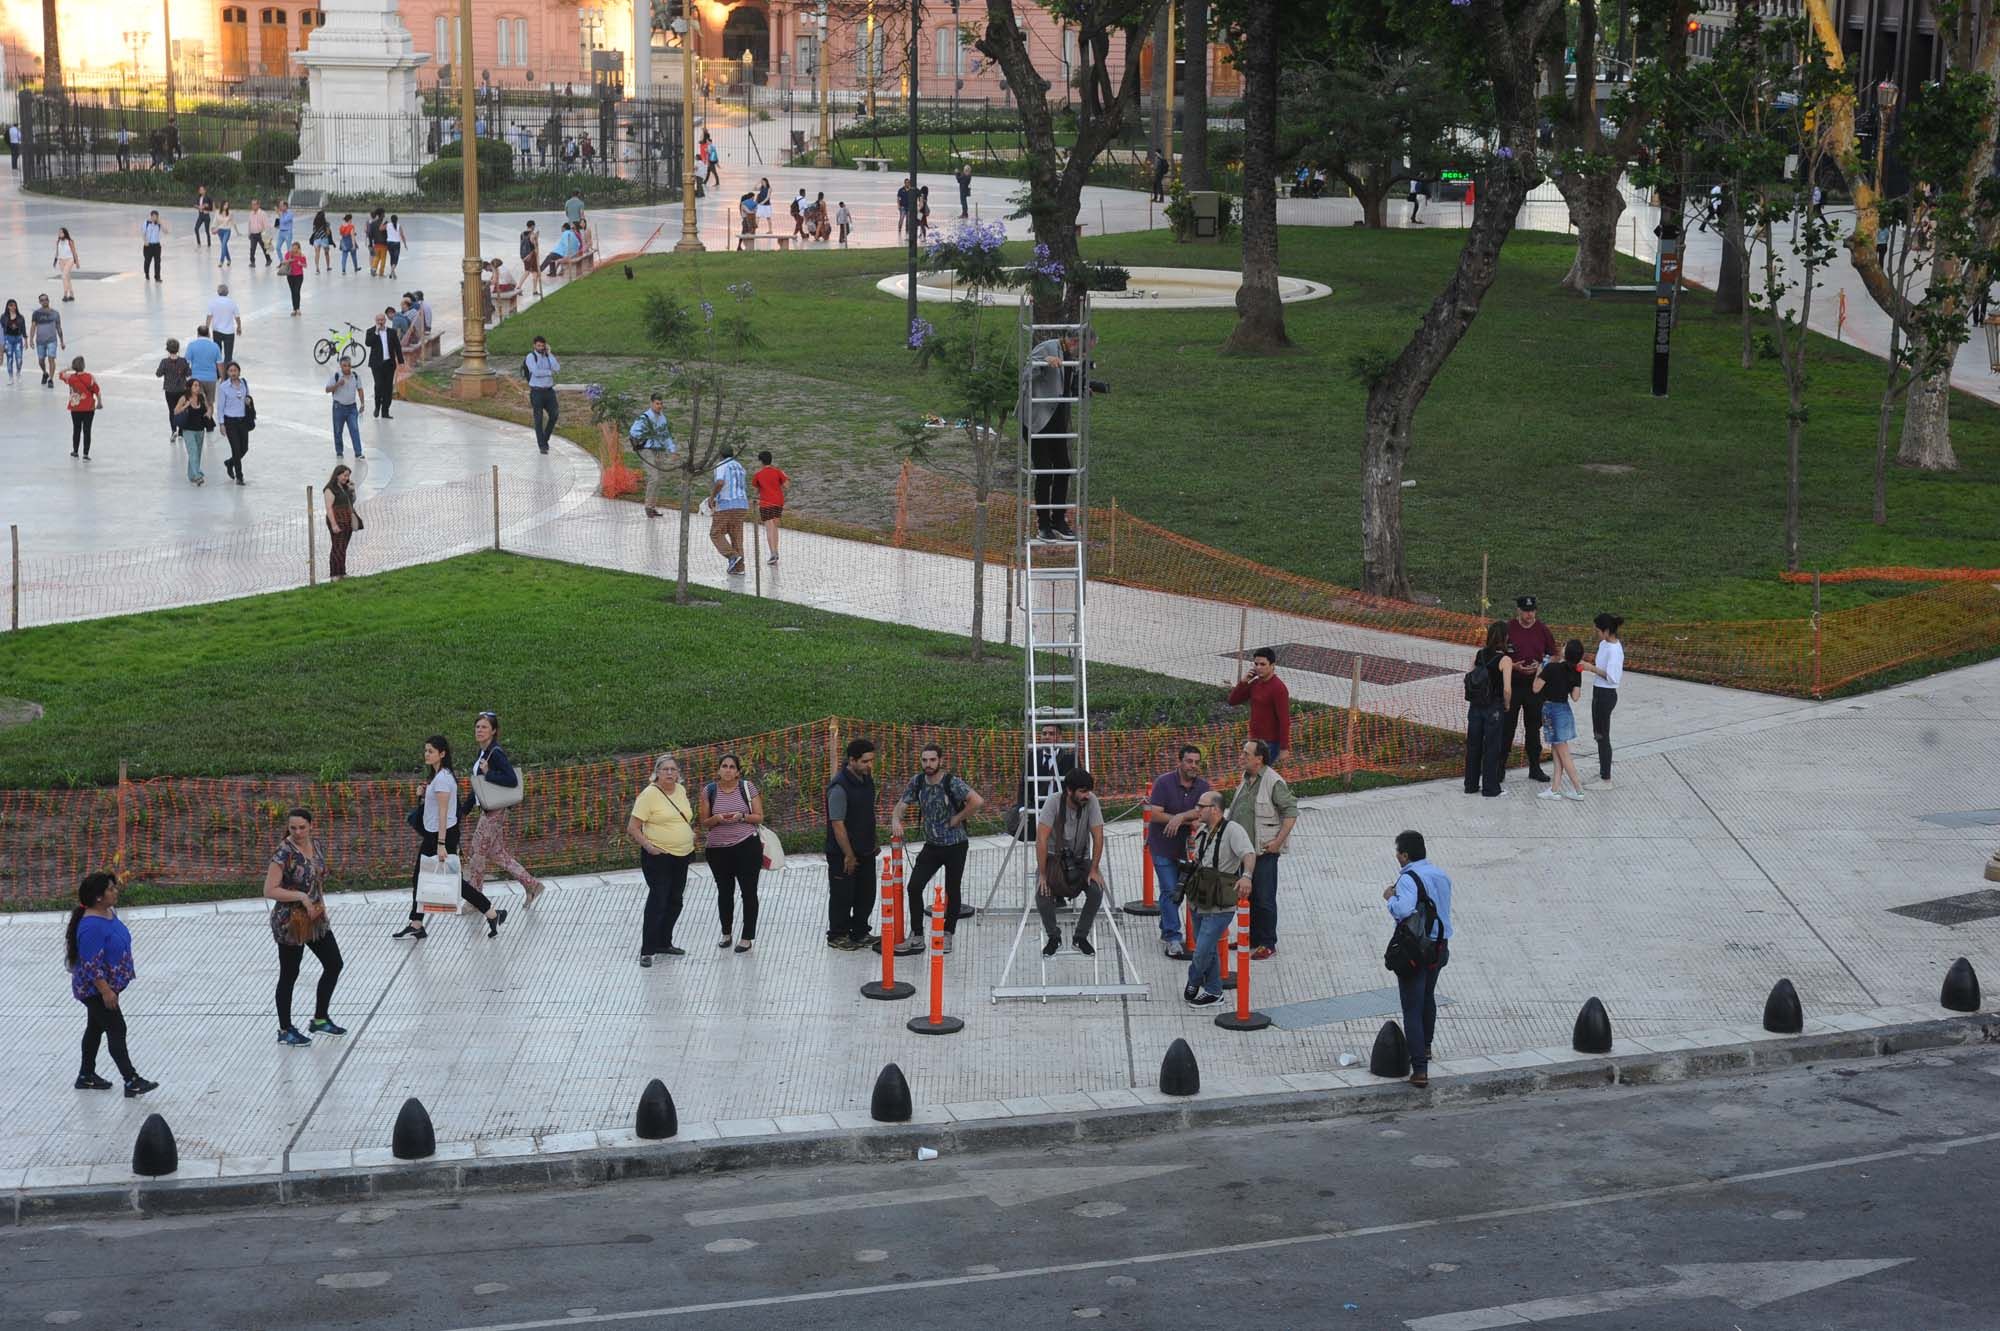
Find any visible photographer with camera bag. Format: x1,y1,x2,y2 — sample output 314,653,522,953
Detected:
1383,830,1453,1088
1179,792,1255,1008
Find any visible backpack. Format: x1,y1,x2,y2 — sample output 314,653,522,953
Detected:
1383,868,1443,974
1464,649,1500,707
703,778,757,811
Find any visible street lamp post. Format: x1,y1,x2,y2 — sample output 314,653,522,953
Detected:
454,0,497,398
814,3,831,166
674,13,704,251
162,0,176,116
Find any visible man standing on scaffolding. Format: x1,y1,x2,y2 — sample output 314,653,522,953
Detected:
1021,328,1089,543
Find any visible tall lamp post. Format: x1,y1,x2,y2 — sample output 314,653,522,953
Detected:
814,2,830,166
454,0,496,398
904,0,918,339
162,0,176,116
674,10,704,251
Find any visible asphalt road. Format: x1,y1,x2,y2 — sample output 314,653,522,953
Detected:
6,1047,1999,1330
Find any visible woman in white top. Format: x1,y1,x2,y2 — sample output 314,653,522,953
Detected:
396,734,508,941
53,228,79,301
1580,613,1625,787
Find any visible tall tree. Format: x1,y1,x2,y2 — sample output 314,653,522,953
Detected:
1814,0,2000,473
1281,45,1470,229
1220,0,1288,352
1355,0,1566,599
1180,0,1210,188
976,1,1165,319
1149,1,1171,155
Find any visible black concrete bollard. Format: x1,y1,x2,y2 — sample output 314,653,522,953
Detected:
1941,957,1982,1013
1762,977,1804,1034
131,1113,178,1177
870,1062,912,1122
635,1078,678,1139
1572,997,1613,1054
1160,1038,1200,1096
1369,1020,1410,1078
391,1097,436,1160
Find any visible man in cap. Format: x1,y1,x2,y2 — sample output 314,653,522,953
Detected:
1504,595,1559,783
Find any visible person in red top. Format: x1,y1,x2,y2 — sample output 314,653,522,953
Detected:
57,356,103,460
1504,595,1559,783
1227,647,1291,767
751,449,790,566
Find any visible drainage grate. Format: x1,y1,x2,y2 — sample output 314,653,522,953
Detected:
1888,889,2000,927
1264,985,1454,1031
1226,644,1455,687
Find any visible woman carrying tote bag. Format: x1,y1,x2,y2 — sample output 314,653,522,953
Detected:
468,710,546,908
395,734,507,941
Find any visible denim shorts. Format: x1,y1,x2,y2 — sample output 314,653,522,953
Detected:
1542,700,1577,746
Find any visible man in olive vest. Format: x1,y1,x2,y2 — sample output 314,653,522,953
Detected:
1227,739,1298,960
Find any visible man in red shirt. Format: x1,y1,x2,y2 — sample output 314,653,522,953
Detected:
1504,595,1558,783
1227,647,1291,768
750,449,789,565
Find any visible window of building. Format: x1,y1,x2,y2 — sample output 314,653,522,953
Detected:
220,7,249,78
855,26,885,80
435,15,462,62
497,17,510,66
258,8,289,77
515,19,529,66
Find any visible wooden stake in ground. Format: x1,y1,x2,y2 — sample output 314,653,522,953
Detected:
306,485,317,587
1235,606,1247,684
1344,656,1361,789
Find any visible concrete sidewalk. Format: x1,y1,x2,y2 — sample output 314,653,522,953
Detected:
4,652,1993,1193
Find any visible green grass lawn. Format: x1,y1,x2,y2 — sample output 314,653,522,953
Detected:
0,552,1245,788
491,226,2000,623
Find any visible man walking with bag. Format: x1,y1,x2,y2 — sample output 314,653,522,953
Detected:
630,393,676,517
524,335,560,451
1384,830,1452,1088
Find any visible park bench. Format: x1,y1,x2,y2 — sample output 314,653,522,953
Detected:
488,288,521,323
736,233,794,252
1585,284,1657,302
856,157,892,171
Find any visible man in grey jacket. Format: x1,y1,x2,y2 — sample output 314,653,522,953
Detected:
1019,329,1086,543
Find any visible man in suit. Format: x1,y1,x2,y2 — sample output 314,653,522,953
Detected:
366,310,402,419
1013,721,1076,838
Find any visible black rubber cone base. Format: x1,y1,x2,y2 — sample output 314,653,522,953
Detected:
1572,997,1613,1054
861,979,916,1000
1369,1020,1410,1078
1214,1009,1272,1031
132,1113,178,1177
635,1078,678,1139
392,1096,436,1160
1941,957,1982,1012
1762,977,1804,1034
1159,1037,1200,1095
906,1014,965,1035
870,1063,913,1121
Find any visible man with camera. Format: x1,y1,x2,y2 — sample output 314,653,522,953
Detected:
1035,768,1106,958
1020,328,1106,543
1179,791,1255,1007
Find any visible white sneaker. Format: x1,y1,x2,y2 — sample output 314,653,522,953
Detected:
1596,778,1613,789
1562,789,1585,802
1537,789,1563,801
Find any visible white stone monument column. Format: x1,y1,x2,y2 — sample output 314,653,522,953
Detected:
294,0,432,197
634,0,653,96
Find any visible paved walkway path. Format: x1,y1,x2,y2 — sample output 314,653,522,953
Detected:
2,652,1992,1187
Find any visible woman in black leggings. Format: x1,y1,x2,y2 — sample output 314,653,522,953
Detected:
395,734,507,940
1580,613,1626,787
262,807,345,1047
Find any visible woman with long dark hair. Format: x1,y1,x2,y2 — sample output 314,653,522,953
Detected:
1463,621,1514,798
2,297,27,382
322,464,360,578
52,226,79,301
1580,613,1625,787
1532,639,1589,802
468,710,546,907
396,734,507,940
263,807,345,1046
700,753,764,953
66,872,157,1095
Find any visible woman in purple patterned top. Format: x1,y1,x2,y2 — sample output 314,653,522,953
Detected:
262,807,346,1048
65,872,157,1096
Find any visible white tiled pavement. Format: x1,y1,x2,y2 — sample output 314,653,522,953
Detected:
3,654,1995,1184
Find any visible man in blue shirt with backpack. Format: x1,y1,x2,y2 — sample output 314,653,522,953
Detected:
1385,830,1453,1088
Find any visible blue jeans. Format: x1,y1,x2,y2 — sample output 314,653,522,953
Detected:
1184,910,1233,996
1248,852,1279,948
339,238,358,272
217,228,232,263
332,401,363,454
3,334,21,375
1150,853,1184,942
1396,945,1448,1073
181,429,205,480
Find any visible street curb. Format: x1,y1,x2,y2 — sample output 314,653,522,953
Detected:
11,1014,1996,1225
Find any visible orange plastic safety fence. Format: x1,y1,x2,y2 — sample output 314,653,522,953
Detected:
1778,567,2000,584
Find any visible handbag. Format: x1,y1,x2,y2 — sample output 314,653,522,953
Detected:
279,898,326,944
241,389,257,432
1180,825,1241,914
415,852,464,914
758,824,786,873
470,760,524,811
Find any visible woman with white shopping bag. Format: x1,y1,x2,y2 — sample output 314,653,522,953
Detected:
395,734,508,941
468,711,546,908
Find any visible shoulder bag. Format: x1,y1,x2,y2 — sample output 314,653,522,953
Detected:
1383,868,1443,974
470,751,525,811
1181,825,1242,914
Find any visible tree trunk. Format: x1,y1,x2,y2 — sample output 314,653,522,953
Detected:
1221,0,1287,353
1715,195,1744,315
1780,265,1815,573
968,425,990,660
1557,172,1625,294
1180,0,1209,190
1360,410,1413,598
1359,185,1387,229
1149,3,1169,156
1896,368,1959,471
1872,367,1904,527
41,0,61,97
675,466,695,605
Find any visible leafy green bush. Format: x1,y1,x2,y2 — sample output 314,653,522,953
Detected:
240,130,300,188
172,153,243,189
1076,260,1130,292
839,105,1029,138
437,136,516,185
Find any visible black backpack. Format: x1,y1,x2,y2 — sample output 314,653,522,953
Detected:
1464,650,1499,706
1383,868,1443,974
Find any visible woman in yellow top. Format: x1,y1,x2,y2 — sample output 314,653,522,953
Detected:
627,753,695,967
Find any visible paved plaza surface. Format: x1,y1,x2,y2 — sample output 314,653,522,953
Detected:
5,1046,1996,1329
1,652,1992,1187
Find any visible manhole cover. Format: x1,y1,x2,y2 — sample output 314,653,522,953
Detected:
0,697,43,731
1888,889,2000,926
1226,644,1453,687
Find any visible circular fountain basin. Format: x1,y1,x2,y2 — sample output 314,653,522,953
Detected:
877,265,1331,310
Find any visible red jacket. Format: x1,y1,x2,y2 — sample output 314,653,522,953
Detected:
1227,672,1290,755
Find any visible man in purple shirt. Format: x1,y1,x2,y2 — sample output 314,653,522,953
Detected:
1504,595,1559,783
1142,745,1210,959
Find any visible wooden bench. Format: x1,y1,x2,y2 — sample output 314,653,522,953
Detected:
735,233,793,252
574,249,596,275
856,157,892,171
1584,284,1657,302
488,288,520,323
419,329,443,361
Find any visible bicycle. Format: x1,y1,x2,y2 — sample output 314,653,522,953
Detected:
313,322,369,371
